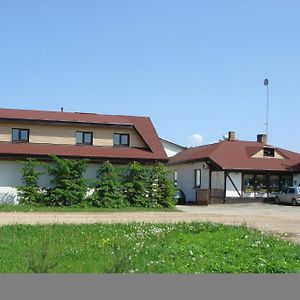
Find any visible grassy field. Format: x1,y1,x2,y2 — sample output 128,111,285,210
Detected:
0,205,178,212
0,222,299,273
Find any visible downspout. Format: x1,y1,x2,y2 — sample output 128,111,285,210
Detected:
223,171,227,203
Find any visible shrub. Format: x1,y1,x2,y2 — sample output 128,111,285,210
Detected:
123,162,151,207
46,155,88,206
92,161,128,208
148,163,176,207
17,158,44,205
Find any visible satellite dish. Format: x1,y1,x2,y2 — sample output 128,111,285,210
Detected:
264,79,269,86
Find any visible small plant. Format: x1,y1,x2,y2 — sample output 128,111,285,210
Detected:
92,161,128,208
17,158,44,205
26,228,58,273
46,155,88,206
105,237,133,273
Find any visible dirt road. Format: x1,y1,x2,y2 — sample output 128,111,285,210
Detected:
0,203,299,244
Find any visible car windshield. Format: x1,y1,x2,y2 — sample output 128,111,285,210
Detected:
297,187,300,194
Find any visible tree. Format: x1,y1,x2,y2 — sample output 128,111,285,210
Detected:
46,155,88,206
17,158,44,205
149,163,176,208
123,162,151,207
92,161,127,208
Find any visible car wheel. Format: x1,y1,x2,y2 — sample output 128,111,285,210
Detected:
275,197,280,205
292,198,297,206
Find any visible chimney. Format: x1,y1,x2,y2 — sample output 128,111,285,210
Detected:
257,134,268,144
60,107,64,112
228,131,235,141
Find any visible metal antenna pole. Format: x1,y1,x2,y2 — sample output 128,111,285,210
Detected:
266,83,269,137
264,79,269,139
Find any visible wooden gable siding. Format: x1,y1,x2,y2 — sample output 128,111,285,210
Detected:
0,122,147,148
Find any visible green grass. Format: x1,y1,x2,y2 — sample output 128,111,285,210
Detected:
0,223,299,273
0,205,178,212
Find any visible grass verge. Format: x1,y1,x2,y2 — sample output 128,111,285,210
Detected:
0,205,178,212
0,222,299,273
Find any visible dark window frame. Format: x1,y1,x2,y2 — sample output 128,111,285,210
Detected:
242,172,293,194
12,128,29,143
76,131,93,145
194,169,201,188
113,133,130,147
263,148,275,157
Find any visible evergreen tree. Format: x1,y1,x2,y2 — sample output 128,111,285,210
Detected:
17,158,44,205
46,155,88,206
92,161,127,208
150,163,176,207
124,161,150,207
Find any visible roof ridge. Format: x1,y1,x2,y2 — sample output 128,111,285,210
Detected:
0,107,149,119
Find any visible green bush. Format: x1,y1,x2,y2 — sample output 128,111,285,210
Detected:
17,159,44,205
149,163,176,208
46,155,88,206
17,157,174,208
123,162,151,207
92,161,128,208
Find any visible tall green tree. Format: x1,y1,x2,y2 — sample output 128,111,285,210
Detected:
17,158,44,205
123,162,151,207
46,155,88,206
92,161,127,208
150,163,176,207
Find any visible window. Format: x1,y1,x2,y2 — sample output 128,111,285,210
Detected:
12,128,29,142
243,174,255,193
174,170,178,186
269,175,280,193
281,174,293,189
256,174,268,193
263,148,275,157
113,133,130,146
288,188,295,194
194,169,201,188
76,131,93,145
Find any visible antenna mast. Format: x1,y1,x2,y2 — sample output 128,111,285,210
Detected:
264,79,269,138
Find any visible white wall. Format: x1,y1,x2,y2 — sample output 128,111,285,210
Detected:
160,140,185,157
293,174,300,186
0,161,23,205
225,172,242,197
167,161,210,202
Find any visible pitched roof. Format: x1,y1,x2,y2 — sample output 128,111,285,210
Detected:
168,140,300,172
159,138,186,150
0,108,168,162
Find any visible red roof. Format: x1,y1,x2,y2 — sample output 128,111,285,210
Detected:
0,108,168,162
168,140,300,172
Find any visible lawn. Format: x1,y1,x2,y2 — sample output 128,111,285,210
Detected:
0,223,299,273
0,205,178,212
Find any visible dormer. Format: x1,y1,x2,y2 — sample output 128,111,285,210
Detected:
251,147,285,159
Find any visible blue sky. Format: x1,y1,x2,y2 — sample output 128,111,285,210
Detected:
0,0,299,151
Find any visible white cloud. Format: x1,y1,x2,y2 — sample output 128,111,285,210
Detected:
187,133,204,147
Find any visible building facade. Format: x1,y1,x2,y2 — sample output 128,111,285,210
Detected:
0,108,168,204
166,132,300,204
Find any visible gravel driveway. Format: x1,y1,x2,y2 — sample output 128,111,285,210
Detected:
0,203,299,244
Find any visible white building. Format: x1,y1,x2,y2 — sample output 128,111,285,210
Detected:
0,108,168,204
165,132,300,204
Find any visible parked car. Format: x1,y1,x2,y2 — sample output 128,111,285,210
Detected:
275,187,300,206
174,189,186,205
